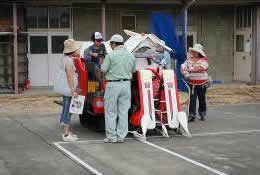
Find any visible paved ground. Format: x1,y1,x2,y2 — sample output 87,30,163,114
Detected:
0,103,259,175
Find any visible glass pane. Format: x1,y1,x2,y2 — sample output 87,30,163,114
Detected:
51,36,68,54
236,35,244,52
38,16,48,28
49,8,70,28
122,16,135,30
27,16,37,28
60,8,70,28
49,8,60,28
27,7,48,28
248,8,251,27
187,35,194,49
30,36,48,54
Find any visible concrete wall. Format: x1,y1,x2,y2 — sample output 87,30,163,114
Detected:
255,7,260,84
191,6,234,82
73,5,235,82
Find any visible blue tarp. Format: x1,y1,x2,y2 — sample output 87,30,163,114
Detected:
151,12,188,91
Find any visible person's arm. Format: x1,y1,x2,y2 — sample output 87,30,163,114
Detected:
187,66,205,73
132,54,136,73
187,58,208,73
83,46,98,61
66,64,78,96
180,60,188,75
164,51,171,69
101,54,111,73
83,47,90,61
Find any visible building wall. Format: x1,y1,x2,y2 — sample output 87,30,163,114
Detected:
0,5,27,89
192,7,234,82
255,7,260,84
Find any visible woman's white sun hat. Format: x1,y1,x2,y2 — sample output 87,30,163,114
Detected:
63,39,81,54
188,44,206,57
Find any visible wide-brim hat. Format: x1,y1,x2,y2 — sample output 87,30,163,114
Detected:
188,44,206,57
63,39,82,54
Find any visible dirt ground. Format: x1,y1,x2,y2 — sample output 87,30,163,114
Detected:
0,84,259,115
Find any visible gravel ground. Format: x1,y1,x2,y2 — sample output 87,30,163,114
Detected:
1,85,259,116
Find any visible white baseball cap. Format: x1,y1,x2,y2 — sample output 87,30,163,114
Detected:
91,32,103,41
110,34,124,43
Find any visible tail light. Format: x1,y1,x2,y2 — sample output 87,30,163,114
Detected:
88,81,96,93
93,97,104,114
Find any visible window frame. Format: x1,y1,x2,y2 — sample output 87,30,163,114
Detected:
26,7,71,29
120,15,136,31
236,7,252,30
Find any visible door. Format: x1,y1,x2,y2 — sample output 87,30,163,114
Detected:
234,31,252,81
48,33,70,86
28,32,70,86
28,34,49,86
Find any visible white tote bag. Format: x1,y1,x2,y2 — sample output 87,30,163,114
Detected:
54,61,78,97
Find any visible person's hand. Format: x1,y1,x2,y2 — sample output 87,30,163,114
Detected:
186,68,193,72
91,52,98,57
71,89,78,97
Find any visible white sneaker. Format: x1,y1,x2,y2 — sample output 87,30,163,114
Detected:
62,133,79,142
69,132,78,138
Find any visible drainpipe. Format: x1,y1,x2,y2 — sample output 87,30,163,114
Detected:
13,2,18,94
181,0,196,51
101,1,106,40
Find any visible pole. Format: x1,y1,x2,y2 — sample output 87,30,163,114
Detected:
183,9,188,51
181,0,196,52
101,2,106,40
13,2,18,94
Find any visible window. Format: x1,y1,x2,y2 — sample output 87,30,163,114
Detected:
236,7,251,29
49,8,70,28
26,7,71,29
236,35,244,52
51,36,69,54
30,36,48,54
27,7,48,28
121,15,136,30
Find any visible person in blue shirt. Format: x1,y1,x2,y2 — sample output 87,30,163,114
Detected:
83,32,107,81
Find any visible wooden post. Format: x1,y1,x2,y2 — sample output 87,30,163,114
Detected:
13,2,18,94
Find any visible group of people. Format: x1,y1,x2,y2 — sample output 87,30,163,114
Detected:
58,31,209,142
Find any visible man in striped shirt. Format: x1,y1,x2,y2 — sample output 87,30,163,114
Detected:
181,44,209,122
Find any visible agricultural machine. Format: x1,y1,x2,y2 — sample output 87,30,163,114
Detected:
74,30,191,139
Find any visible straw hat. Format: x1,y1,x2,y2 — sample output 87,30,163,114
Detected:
188,44,206,57
63,39,81,54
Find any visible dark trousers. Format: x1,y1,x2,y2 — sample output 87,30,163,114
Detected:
188,84,207,118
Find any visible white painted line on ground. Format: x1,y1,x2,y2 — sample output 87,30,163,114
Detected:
208,102,260,107
53,142,103,175
139,139,228,175
55,129,260,145
191,130,260,137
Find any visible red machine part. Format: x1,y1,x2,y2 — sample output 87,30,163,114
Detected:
93,97,104,113
74,57,88,98
129,71,144,127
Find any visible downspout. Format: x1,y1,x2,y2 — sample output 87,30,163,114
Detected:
13,2,18,94
181,0,196,51
101,1,106,40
